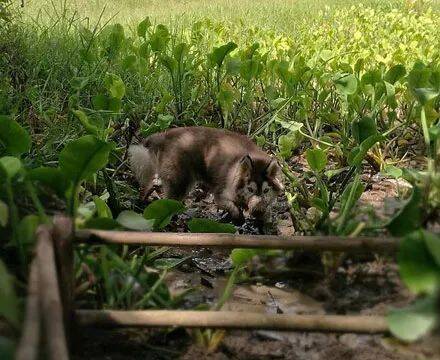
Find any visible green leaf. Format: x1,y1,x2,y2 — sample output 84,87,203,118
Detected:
0,116,31,156
383,164,403,179
348,134,384,167
0,260,19,328
27,167,69,197
217,84,236,113
339,176,365,221
384,64,406,84
143,199,185,230
0,200,8,227
149,24,170,52
137,17,151,38
208,42,237,68
59,135,113,187
278,133,302,159
230,248,260,266
72,110,99,136
173,42,189,63
424,231,440,267
412,88,439,106
319,49,333,62
187,218,236,233
335,74,357,96
92,94,109,110
352,116,377,144
387,186,423,236
93,196,113,219
116,210,154,231
306,148,327,173
388,296,438,342
17,215,40,246
104,73,126,100
398,230,440,295
84,217,120,230
0,156,22,180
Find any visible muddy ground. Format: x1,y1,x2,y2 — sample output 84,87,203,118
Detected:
73,159,439,360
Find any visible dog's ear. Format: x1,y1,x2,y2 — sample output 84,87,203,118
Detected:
266,159,284,192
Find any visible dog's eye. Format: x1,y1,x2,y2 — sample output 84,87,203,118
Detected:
247,186,254,192
263,187,270,194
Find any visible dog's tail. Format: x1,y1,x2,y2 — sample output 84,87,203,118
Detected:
128,144,157,186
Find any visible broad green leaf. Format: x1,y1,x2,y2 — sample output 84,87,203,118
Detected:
387,186,423,236
397,230,439,294
319,49,333,62
72,110,99,136
348,134,384,167
93,196,113,219
28,167,69,197
335,74,357,96
208,42,237,68
0,260,19,328
230,248,260,266
424,231,440,267
0,156,22,180
122,55,138,71
84,217,120,230
388,296,438,342
0,200,7,227
149,24,170,52
92,94,108,110
104,73,126,100
17,215,40,246
352,116,377,144
160,55,178,73
117,210,154,231
275,119,303,132
0,116,31,156
137,17,151,38
143,199,185,230
306,148,327,172
412,88,438,106
188,218,236,233
384,64,406,84
278,133,302,159
383,164,403,179
59,135,113,187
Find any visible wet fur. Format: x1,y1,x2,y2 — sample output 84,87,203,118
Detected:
129,127,283,221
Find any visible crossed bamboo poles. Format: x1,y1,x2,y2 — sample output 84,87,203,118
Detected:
16,216,398,360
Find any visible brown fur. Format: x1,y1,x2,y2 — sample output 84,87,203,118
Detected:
129,127,284,220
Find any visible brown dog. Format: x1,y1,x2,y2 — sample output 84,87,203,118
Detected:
129,127,284,221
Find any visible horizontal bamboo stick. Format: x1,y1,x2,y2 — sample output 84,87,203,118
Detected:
76,310,389,334
76,230,399,253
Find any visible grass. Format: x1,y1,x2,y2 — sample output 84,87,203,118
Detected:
22,0,439,31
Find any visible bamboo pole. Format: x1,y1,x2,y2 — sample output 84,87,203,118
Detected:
15,260,41,360
36,225,69,360
53,215,75,347
75,310,389,334
76,230,399,253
